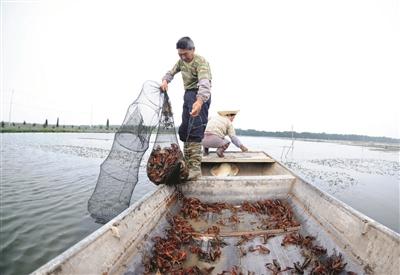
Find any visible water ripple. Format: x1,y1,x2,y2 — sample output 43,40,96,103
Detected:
1,133,398,275
308,158,399,176
286,161,357,194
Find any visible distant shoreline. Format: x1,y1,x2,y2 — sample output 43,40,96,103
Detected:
1,122,399,147
278,137,400,152
0,123,117,133
235,129,399,145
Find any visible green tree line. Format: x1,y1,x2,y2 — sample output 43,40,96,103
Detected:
1,119,398,144
235,129,399,144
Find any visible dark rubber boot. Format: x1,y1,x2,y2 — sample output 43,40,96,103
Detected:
216,142,230,158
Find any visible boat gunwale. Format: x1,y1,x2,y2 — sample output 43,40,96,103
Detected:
31,152,400,275
272,157,400,240
31,185,174,275
204,151,399,240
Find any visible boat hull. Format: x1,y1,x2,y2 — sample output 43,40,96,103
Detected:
32,152,400,275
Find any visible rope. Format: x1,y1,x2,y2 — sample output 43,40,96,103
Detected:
185,114,206,143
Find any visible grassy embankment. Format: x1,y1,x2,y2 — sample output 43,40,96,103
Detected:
2,121,399,151
0,122,117,133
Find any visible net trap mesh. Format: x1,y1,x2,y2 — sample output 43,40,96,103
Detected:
88,80,187,223
146,92,188,185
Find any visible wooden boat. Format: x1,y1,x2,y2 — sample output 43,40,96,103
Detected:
32,151,399,274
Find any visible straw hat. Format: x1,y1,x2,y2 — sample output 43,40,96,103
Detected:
210,163,239,176
217,110,239,116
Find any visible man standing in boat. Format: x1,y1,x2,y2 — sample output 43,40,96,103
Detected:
160,37,212,180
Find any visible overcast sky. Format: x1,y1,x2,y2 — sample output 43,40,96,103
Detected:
1,0,399,138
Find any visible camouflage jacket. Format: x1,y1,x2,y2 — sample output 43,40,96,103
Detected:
163,54,212,102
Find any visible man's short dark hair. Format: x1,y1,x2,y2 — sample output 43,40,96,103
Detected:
176,37,195,50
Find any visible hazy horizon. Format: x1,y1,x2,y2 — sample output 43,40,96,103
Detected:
3,119,400,140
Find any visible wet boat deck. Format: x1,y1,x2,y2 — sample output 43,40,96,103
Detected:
202,151,276,163
122,195,365,274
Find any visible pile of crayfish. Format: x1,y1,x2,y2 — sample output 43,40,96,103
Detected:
147,143,188,185
142,196,357,275
142,214,223,274
181,197,300,230
277,232,355,275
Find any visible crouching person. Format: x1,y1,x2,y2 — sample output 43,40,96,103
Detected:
202,110,248,157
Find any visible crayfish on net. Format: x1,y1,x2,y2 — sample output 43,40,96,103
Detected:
147,143,188,185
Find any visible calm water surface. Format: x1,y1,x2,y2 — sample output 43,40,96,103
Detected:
0,133,399,275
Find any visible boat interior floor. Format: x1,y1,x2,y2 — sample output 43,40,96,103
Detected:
122,194,365,275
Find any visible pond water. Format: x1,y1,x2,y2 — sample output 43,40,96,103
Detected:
0,133,398,275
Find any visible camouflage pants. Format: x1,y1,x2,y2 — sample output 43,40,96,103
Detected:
184,142,202,173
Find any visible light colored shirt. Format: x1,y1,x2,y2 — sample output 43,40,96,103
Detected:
205,115,243,147
162,54,212,102
205,115,235,138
